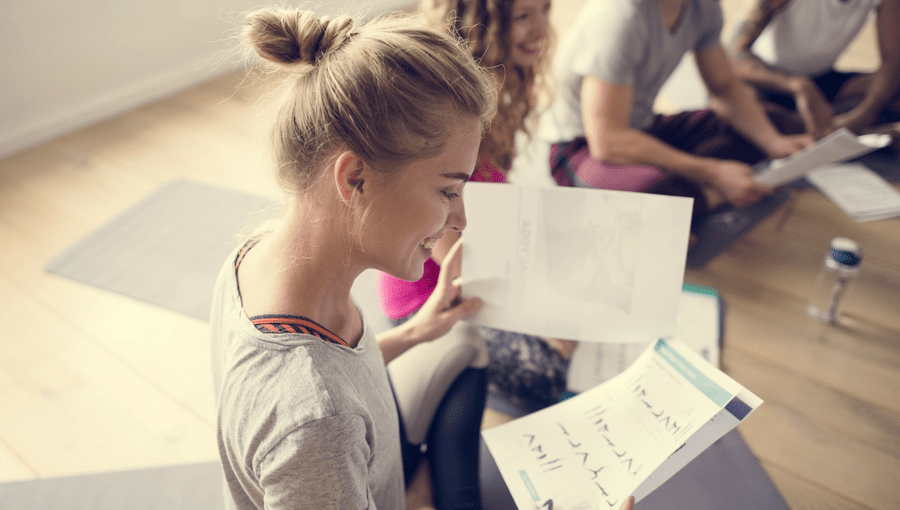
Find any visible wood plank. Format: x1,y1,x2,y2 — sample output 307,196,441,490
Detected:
50,75,280,200
738,397,900,510
0,275,218,481
725,305,900,413
761,462,874,510
724,348,900,458
0,440,36,482
0,212,217,428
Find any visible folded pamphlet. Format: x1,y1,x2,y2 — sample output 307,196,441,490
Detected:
482,338,762,510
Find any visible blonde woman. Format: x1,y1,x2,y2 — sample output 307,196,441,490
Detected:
210,9,497,509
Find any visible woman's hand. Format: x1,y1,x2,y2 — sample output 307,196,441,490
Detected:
618,496,635,510
404,237,483,345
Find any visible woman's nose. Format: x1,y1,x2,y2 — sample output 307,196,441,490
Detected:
448,198,467,232
534,15,549,39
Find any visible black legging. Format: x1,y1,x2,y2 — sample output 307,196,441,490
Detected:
396,366,487,510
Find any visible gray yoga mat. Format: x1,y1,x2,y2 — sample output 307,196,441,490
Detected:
0,462,225,510
45,180,279,321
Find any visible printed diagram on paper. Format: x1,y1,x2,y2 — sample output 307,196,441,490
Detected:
461,183,693,343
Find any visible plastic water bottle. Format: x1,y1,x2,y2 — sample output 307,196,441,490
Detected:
807,238,863,323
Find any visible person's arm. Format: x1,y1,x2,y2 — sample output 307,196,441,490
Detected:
834,0,900,133
581,77,717,179
697,44,813,158
580,76,772,207
376,237,481,363
730,0,834,139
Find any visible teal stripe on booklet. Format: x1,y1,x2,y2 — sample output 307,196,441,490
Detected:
519,470,540,501
654,339,731,406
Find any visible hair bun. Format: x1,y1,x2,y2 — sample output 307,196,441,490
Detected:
243,8,355,66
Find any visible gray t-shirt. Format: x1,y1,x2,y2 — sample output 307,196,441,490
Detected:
750,0,879,77
540,0,723,143
210,247,404,510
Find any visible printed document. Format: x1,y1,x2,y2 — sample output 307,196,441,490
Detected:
566,285,722,393
754,128,890,187
806,163,900,222
461,183,693,343
482,339,762,510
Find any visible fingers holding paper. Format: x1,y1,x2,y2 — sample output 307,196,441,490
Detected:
709,160,774,208
763,133,815,160
405,236,482,343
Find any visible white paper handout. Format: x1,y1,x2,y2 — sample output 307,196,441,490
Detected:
566,285,722,393
461,183,693,343
482,339,762,510
754,128,891,187
806,163,900,222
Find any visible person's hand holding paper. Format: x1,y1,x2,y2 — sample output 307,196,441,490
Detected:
753,128,891,187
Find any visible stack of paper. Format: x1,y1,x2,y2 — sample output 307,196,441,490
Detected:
483,338,762,510
566,285,722,394
806,163,900,222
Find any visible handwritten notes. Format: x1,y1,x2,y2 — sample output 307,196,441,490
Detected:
754,128,890,187
482,339,762,509
461,183,693,343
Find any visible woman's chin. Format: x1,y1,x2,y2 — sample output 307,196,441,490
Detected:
384,261,425,282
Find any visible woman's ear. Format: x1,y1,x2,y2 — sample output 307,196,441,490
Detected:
333,151,365,203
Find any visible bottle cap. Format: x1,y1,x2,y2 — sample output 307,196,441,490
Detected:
829,237,862,267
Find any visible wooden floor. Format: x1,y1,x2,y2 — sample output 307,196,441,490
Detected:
2,2,898,509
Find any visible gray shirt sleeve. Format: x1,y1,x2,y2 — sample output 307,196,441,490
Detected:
258,414,376,510
569,1,648,87
693,0,724,53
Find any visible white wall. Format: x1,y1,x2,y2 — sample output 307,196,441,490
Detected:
0,0,408,160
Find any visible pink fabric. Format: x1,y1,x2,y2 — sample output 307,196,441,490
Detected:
376,258,442,319
564,144,666,191
376,157,507,319
470,158,507,183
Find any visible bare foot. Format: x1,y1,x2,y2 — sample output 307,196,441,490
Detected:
405,458,436,510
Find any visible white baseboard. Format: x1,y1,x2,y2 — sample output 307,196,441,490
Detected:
0,57,242,161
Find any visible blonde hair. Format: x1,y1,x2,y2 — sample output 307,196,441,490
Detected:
242,8,498,192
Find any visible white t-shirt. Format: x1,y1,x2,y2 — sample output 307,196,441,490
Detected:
751,0,881,77
540,0,723,144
